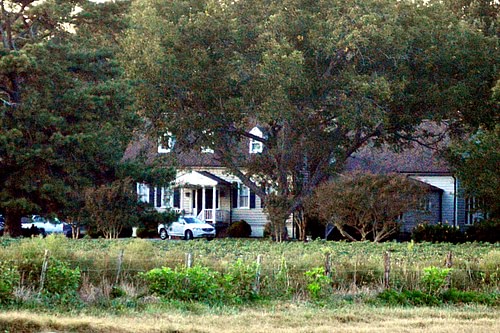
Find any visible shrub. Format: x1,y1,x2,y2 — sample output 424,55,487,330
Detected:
223,259,259,303
465,219,500,243
305,267,332,301
412,223,464,243
376,289,441,306
0,261,19,304
44,259,81,295
141,266,222,303
137,210,179,238
441,289,499,306
227,220,252,238
420,266,452,295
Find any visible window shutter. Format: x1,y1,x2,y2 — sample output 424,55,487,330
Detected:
148,186,155,204
232,183,238,208
250,190,256,209
156,187,162,207
173,189,180,208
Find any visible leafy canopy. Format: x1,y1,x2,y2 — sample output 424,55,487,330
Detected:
122,0,499,239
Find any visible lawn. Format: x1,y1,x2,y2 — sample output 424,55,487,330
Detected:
0,236,498,333
0,304,498,333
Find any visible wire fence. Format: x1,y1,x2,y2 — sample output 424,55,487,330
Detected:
4,249,499,294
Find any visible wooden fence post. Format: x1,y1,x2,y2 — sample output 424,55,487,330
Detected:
384,251,391,289
185,252,193,268
324,252,332,278
254,255,262,294
115,249,124,286
445,251,453,289
39,249,50,293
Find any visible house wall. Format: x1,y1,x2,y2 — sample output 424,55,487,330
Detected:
401,191,442,233
412,175,457,225
187,167,273,236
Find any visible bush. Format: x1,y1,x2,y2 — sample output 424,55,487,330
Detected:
0,261,19,304
377,289,498,306
412,223,464,243
465,219,500,243
305,267,332,301
441,289,499,306
420,266,452,295
227,220,252,238
44,259,81,295
223,259,259,303
141,266,222,303
137,210,179,238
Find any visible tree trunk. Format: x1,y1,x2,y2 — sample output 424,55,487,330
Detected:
5,210,22,237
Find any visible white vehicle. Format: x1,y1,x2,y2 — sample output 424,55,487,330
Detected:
158,216,216,240
21,215,67,236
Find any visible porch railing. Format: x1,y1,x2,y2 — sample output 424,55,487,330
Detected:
197,209,230,223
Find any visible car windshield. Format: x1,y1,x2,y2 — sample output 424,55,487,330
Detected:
183,217,203,224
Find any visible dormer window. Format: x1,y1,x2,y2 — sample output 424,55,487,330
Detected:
249,127,264,154
201,130,214,153
158,132,176,153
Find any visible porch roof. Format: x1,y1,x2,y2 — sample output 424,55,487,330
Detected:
174,171,231,187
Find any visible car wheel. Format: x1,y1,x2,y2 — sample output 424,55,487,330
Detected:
185,230,193,240
159,228,168,240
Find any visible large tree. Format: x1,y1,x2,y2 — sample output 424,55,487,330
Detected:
309,173,427,242
122,0,499,240
0,0,139,236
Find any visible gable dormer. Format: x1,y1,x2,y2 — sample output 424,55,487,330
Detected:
158,132,176,153
249,126,264,154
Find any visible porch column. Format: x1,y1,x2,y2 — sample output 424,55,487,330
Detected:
179,188,184,214
202,186,206,221
194,190,198,218
212,186,217,224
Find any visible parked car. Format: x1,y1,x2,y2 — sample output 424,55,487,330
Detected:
158,216,216,240
21,215,68,237
0,214,4,236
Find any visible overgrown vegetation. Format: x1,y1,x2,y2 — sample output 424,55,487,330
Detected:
0,236,497,312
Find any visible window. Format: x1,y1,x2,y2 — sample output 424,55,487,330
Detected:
158,132,176,153
201,130,214,153
465,197,484,225
418,197,432,211
238,185,250,208
137,183,149,203
249,127,264,154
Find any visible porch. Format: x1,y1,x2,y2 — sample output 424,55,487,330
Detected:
174,171,232,224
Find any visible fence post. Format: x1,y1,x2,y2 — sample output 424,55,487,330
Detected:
115,249,124,286
254,254,262,294
384,251,391,289
445,251,453,289
324,252,332,278
39,249,50,293
185,252,193,268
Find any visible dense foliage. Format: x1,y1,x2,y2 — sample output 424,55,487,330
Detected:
0,0,138,236
310,173,427,242
0,237,497,310
122,0,499,241
227,220,252,238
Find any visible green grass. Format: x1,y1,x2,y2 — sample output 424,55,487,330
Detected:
0,236,498,312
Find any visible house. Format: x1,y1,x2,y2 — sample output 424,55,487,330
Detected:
126,127,272,237
126,123,483,239
345,139,484,235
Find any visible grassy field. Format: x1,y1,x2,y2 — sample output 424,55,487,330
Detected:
0,304,499,333
0,236,498,333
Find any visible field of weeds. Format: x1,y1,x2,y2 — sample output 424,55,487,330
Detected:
0,236,498,314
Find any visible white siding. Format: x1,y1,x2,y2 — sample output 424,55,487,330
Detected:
412,175,456,225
